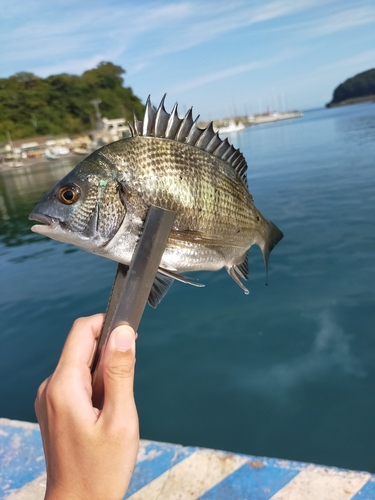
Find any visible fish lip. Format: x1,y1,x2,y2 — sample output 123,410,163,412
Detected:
29,212,60,228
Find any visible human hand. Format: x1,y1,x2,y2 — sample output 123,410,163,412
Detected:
35,314,139,500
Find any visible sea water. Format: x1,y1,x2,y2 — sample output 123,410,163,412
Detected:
1,103,374,472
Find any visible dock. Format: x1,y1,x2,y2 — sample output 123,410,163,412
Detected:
1,418,374,499
199,110,304,135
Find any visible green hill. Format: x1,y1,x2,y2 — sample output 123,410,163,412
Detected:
0,62,144,141
326,68,375,107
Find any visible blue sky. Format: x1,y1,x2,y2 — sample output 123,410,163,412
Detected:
1,0,375,118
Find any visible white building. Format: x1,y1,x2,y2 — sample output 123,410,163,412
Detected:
101,117,130,141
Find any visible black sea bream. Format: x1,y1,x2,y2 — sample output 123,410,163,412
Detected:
29,96,283,306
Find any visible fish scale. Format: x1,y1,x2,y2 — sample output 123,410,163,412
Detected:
29,95,283,306
113,138,251,236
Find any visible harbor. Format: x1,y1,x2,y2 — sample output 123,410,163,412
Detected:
0,110,303,169
0,116,130,169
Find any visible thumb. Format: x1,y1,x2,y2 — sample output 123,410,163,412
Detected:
101,325,136,419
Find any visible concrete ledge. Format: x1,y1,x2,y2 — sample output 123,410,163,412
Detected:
1,418,374,499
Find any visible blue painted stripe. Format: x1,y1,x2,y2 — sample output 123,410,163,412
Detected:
351,477,375,500
0,424,45,499
124,442,193,498
198,458,302,500
2,420,375,500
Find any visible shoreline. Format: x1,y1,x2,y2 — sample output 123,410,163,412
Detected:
0,151,87,172
326,95,375,108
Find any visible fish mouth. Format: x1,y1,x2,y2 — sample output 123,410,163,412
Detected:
29,212,61,234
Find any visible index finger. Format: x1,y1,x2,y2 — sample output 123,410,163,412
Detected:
57,314,105,370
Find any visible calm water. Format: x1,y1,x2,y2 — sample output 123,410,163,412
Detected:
1,104,375,472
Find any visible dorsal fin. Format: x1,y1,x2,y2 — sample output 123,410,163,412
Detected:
133,95,248,187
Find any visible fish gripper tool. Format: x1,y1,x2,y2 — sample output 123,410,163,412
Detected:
91,205,176,409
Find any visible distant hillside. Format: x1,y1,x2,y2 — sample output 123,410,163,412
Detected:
0,62,144,141
326,68,375,108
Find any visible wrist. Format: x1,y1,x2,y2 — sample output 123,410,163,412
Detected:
45,484,84,500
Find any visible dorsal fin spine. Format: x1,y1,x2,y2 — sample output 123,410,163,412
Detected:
195,122,215,149
185,120,203,145
238,161,247,176
205,132,222,154
165,103,181,139
128,123,135,137
133,95,248,179
232,153,242,167
133,107,143,135
222,145,236,161
228,153,239,166
212,138,230,158
143,95,156,136
154,94,169,137
175,107,194,142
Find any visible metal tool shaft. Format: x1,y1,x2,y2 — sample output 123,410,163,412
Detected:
91,206,176,408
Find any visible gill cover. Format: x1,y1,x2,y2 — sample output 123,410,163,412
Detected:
30,167,125,245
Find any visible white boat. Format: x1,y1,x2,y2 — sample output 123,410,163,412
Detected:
51,146,70,156
44,149,58,160
218,119,246,134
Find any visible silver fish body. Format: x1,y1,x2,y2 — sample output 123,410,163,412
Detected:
30,96,283,305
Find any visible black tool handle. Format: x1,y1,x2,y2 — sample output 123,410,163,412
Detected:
91,206,176,408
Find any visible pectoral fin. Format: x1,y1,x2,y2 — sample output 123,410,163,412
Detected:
159,268,205,288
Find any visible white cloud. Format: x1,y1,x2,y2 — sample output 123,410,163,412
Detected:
308,5,375,36
0,0,326,77
127,0,326,62
168,49,300,92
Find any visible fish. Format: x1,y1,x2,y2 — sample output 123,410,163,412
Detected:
29,95,283,307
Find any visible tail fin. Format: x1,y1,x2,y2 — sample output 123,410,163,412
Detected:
259,220,283,284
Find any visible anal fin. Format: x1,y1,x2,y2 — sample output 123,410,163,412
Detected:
234,254,248,281
226,255,249,295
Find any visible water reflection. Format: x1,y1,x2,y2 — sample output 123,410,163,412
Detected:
0,160,76,247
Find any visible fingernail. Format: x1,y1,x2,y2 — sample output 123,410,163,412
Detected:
113,326,135,352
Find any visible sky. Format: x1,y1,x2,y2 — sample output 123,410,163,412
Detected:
1,0,375,119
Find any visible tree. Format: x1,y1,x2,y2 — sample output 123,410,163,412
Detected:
0,62,144,141
329,69,375,105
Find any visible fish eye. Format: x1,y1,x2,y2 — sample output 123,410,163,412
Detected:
58,184,81,205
